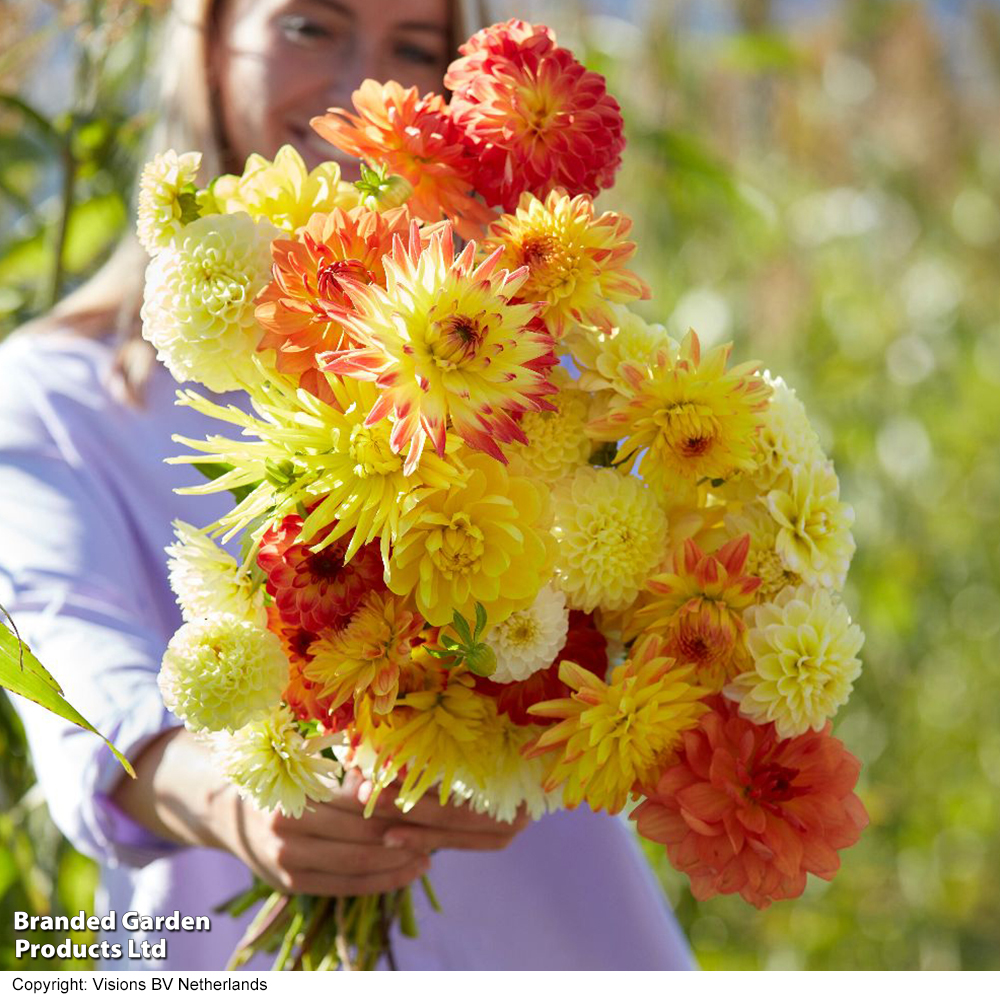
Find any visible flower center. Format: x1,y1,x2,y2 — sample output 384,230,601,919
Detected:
305,550,346,582
657,403,720,459
428,513,485,579
350,423,402,478
744,762,800,805
426,312,486,369
316,255,372,306
500,611,540,647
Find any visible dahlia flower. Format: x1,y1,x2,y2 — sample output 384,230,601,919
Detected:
476,610,608,725
728,585,864,738
322,223,558,471
453,705,562,822
158,613,288,733
255,207,412,394
356,669,493,813
257,514,385,633
767,460,856,590
566,305,673,399
751,374,827,491
387,452,554,627
310,80,492,238
634,536,761,692
525,634,708,814
136,149,202,256
305,592,423,715
631,697,869,908
486,584,569,684
170,369,464,557
212,145,359,233
141,213,281,392
724,501,802,600
506,371,593,482
589,331,772,497
480,191,649,339
551,466,667,613
165,520,266,626
214,705,340,818
445,20,625,211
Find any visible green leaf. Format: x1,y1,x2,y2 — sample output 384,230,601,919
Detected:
451,610,473,646
473,602,488,640
0,612,134,778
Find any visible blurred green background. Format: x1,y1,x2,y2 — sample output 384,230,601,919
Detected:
2,0,999,971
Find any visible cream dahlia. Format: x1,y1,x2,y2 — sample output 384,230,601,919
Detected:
136,149,203,256
486,584,570,684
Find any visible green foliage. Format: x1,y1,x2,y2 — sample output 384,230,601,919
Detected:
425,604,497,676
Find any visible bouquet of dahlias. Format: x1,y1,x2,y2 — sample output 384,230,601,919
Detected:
139,19,869,971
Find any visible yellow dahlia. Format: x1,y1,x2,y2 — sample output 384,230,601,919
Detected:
158,613,288,733
305,593,422,715
214,705,340,818
212,145,359,233
480,191,649,339
506,370,593,482
565,305,673,399
322,224,557,471
386,452,554,627
525,635,708,814
727,585,864,738
140,213,281,392
170,369,465,558
453,703,562,822
166,520,266,626
724,501,803,601
551,466,667,613
486,584,569,684
633,536,761,692
751,373,826,492
589,331,772,497
355,669,493,814
767,460,856,591
136,149,203,256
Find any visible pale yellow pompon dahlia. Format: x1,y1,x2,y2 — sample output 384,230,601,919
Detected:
726,585,864,738
141,213,281,392
166,520,266,626
453,706,563,822
136,150,203,256
565,305,674,399
480,190,650,339
214,705,340,818
305,592,423,715
751,373,826,491
170,371,466,559
387,452,555,627
158,613,288,732
551,466,667,613
767,460,855,590
724,502,802,601
506,370,594,482
525,634,709,814
486,584,569,684
589,331,772,498
212,145,360,232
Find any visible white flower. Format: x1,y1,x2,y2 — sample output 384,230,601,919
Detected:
551,466,667,613
136,150,203,256
166,520,266,626
158,613,287,732
214,705,341,817
726,585,864,738
486,585,569,683
140,212,280,392
752,373,827,490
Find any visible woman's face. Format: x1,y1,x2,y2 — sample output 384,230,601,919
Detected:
211,0,451,177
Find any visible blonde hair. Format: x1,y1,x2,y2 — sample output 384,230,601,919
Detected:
37,0,487,401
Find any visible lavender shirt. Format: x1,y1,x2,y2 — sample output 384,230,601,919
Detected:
0,331,696,972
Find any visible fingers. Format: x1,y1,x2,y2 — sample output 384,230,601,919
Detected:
282,855,432,897
277,835,427,877
379,823,521,853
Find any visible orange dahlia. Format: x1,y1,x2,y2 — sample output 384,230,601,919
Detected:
481,191,650,339
310,80,493,239
255,207,411,397
631,697,869,909
321,223,558,471
633,536,761,692
256,514,385,634
445,20,625,212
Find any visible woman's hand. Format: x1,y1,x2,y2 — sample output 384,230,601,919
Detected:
113,728,530,897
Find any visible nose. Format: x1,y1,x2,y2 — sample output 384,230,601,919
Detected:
319,37,380,108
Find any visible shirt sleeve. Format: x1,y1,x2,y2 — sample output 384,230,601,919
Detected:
0,345,184,868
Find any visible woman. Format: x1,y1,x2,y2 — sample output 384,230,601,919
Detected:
0,0,696,971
